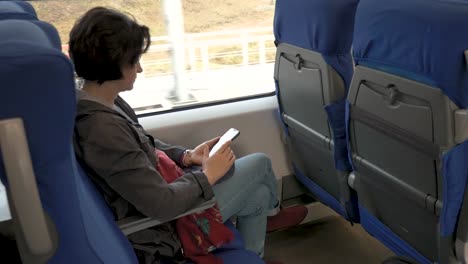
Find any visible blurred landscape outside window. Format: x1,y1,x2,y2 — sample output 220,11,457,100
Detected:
28,0,277,114
0,182,11,222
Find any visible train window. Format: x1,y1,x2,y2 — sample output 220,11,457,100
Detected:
29,1,276,114
0,182,11,221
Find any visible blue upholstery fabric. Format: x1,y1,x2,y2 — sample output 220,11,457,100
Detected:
202,221,264,264
358,61,437,88
0,20,60,50
359,205,430,264
274,0,358,90
441,141,468,236
325,99,352,171
163,221,264,264
353,0,468,238
353,0,468,108
0,19,138,263
0,1,37,20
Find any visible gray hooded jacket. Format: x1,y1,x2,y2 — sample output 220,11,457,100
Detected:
73,90,214,263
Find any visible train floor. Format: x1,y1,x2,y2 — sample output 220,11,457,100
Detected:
264,215,394,264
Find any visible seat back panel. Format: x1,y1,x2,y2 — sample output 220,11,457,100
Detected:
275,43,347,137
355,82,433,141
358,175,438,261
352,0,468,261
275,43,345,202
273,0,359,220
354,121,437,196
286,119,338,199
348,66,456,262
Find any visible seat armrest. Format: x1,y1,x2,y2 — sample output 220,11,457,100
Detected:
117,199,216,236
454,109,468,144
0,118,55,261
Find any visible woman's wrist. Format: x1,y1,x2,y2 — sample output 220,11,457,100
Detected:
182,149,193,167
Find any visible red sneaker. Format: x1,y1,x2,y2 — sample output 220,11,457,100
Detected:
266,205,308,232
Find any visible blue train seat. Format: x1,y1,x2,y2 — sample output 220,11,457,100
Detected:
273,0,359,221
349,0,468,262
0,19,263,264
0,1,37,20
0,18,138,264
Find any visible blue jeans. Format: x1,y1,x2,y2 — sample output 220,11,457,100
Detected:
212,153,279,256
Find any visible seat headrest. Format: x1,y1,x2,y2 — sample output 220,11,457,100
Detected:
273,0,359,90
353,0,468,108
0,19,75,162
274,0,359,55
0,1,37,20
0,19,61,50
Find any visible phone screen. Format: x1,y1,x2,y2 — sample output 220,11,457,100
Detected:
209,128,240,157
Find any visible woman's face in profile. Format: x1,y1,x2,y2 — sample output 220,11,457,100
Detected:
120,61,143,91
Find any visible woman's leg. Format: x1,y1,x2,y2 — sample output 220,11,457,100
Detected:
212,153,279,256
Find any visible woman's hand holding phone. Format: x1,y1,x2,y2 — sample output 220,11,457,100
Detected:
184,137,220,166
203,140,236,185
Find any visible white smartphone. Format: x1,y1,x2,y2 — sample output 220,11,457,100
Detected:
209,128,240,157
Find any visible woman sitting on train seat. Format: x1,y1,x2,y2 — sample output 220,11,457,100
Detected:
70,7,306,264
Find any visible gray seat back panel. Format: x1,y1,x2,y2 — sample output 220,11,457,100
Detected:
275,43,345,140
274,43,347,203
355,82,433,142
351,106,440,158
357,167,439,261
348,66,455,149
348,66,456,261
353,120,438,197
286,121,338,199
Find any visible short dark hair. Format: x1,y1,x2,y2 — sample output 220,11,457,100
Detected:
69,7,150,84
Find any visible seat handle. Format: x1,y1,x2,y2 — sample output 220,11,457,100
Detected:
0,118,53,256
117,198,216,235
295,54,304,70
454,109,468,144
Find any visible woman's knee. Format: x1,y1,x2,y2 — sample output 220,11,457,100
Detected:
250,152,271,164
244,152,273,173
